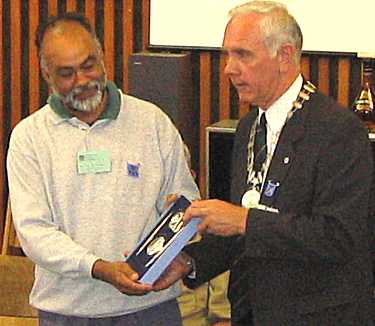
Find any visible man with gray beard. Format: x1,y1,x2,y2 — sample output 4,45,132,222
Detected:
6,13,199,326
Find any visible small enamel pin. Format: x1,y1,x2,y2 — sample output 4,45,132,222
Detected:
263,180,280,197
127,162,141,178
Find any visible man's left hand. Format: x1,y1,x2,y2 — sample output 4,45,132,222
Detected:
183,199,248,236
152,252,191,291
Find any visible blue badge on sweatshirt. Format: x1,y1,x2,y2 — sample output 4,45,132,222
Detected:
127,162,140,178
264,181,280,197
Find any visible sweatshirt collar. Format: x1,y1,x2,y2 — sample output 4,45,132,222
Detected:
47,80,120,121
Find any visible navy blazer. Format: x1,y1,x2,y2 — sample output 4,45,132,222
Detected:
184,90,374,325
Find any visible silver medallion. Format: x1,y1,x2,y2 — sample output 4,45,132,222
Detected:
146,236,165,256
168,211,184,233
241,189,261,208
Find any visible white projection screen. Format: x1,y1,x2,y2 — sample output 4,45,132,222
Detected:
149,0,375,55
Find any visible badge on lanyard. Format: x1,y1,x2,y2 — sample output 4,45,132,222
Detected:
77,150,112,174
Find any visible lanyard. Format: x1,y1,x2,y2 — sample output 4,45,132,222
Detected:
245,81,317,191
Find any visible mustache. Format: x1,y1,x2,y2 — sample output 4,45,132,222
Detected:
71,80,102,96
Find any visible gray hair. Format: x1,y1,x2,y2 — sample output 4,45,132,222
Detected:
38,18,103,74
229,1,303,63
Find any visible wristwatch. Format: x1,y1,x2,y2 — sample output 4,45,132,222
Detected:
181,251,196,279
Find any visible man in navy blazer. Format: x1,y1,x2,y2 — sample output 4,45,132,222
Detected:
154,1,374,325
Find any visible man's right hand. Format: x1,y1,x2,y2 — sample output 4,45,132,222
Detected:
152,252,193,291
92,259,153,295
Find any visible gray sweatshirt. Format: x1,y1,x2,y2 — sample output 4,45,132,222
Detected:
7,82,200,317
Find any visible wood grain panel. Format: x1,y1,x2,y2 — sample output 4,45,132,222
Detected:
10,0,22,128
103,0,115,81
45,0,58,99
318,57,329,95
66,0,77,12
301,56,310,80
85,0,96,29
123,0,134,92
142,0,150,51
29,0,40,114
238,102,250,118
0,0,3,127
0,0,4,247
337,58,350,107
219,53,230,120
199,53,212,198
48,0,58,15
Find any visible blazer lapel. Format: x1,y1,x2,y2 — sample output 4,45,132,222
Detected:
261,109,305,207
232,112,257,205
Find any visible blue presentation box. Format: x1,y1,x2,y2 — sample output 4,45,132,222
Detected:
126,195,199,284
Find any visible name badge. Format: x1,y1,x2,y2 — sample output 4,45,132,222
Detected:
77,150,112,174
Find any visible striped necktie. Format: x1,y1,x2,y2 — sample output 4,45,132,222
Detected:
253,112,267,172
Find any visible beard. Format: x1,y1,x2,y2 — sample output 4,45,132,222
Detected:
54,75,107,113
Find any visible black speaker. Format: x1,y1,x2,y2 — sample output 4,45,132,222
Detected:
128,52,198,170
206,120,238,200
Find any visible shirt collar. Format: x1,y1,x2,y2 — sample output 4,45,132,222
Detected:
47,80,121,122
258,74,303,133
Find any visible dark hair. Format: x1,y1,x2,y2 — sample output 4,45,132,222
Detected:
35,12,96,52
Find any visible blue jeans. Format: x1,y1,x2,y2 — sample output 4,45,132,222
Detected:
38,299,182,326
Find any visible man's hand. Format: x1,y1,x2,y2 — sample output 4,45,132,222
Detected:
165,193,178,208
92,259,152,295
184,199,248,236
152,252,192,291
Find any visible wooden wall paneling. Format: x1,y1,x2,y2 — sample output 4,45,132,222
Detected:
141,0,150,51
113,1,122,87
85,0,96,30
328,56,339,102
228,85,236,118
318,57,330,96
348,57,361,108
122,0,134,92
337,57,350,107
0,0,3,132
199,53,212,198
10,0,22,129
219,53,230,120
103,0,115,81
28,0,40,114
238,102,250,119
209,53,220,123
0,0,4,249
66,0,77,12
308,56,319,87
4,0,22,251
301,55,310,81
48,0,58,16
